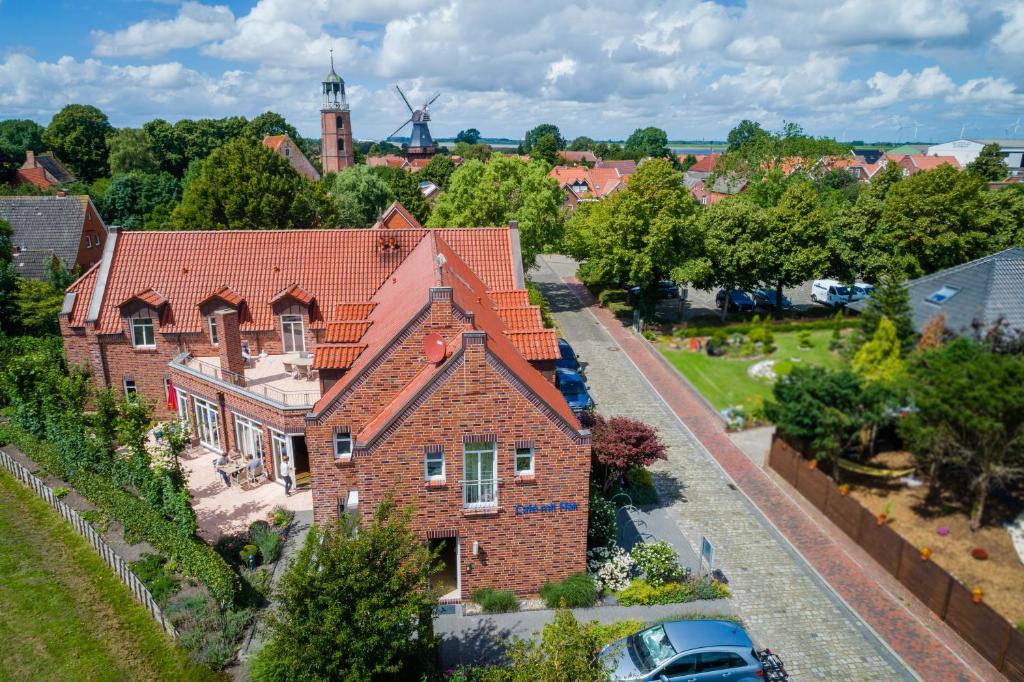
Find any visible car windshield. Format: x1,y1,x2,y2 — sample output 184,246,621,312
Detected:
836,286,851,295
560,378,585,397
633,625,677,672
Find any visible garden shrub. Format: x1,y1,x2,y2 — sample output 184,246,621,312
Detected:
539,572,598,608
588,486,617,548
616,579,693,606
471,588,519,613
598,288,629,306
630,540,681,586
607,302,634,320
239,544,260,565
166,593,252,671
591,619,643,646
270,505,295,527
798,330,813,349
249,521,282,564
130,553,179,604
692,579,731,600
53,486,70,498
625,466,653,489
587,545,633,593
674,317,857,339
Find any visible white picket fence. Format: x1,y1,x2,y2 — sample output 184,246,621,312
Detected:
0,449,177,638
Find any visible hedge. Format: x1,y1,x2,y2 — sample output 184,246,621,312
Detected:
0,423,239,606
597,289,629,306
672,317,857,338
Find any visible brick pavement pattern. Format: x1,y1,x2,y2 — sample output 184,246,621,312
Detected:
534,255,1002,682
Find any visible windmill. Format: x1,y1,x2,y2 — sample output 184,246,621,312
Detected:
1007,117,1022,137
387,86,440,160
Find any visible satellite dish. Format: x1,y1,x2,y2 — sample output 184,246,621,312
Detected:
424,333,446,363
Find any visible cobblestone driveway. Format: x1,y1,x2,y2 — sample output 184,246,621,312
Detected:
534,255,912,681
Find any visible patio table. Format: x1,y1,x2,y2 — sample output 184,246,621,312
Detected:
217,462,245,484
288,354,313,379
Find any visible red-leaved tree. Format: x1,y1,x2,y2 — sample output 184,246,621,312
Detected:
592,415,668,493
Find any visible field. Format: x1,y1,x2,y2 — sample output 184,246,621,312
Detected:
0,469,219,682
658,329,843,412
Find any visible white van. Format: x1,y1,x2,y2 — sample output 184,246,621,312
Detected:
811,279,851,306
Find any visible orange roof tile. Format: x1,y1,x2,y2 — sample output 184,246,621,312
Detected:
313,345,366,369
122,288,168,308
270,283,314,305
375,201,422,229
497,306,543,330
262,135,287,152
334,302,377,320
325,321,372,343
434,228,515,291
506,330,559,360
688,153,720,173
199,285,243,308
65,263,99,327
491,290,529,307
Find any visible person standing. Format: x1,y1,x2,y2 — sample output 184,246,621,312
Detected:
214,452,230,487
280,454,293,496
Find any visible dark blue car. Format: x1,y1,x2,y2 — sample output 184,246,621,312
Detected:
753,288,793,311
555,338,582,374
555,368,594,412
715,289,755,312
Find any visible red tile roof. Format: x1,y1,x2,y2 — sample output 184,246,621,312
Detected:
334,302,377,320
505,330,559,360
325,321,372,343
687,153,720,173
72,228,518,333
122,288,168,308
549,165,629,199
263,135,287,152
491,290,529,307
375,201,422,229
199,285,243,308
270,283,314,305
313,345,366,369
366,155,409,168
497,306,544,330
65,263,99,327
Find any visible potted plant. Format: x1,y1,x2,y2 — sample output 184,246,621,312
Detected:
971,587,984,604
876,502,893,526
919,546,932,561
807,458,818,471
837,483,850,496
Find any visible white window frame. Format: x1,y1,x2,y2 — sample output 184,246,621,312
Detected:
515,445,535,476
193,396,221,452
233,413,263,461
463,441,498,508
281,314,305,353
131,316,155,348
123,377,137,398
333,430,352,460
208,316,219,345
174,388,189,423
425,448,445,481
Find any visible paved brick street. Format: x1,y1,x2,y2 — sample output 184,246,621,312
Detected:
534,255,1003,681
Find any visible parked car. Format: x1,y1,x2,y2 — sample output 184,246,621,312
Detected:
715,288,756,312
752,288,793,311
555,337,582,375
629,280,680,300
848,282,875,302
810,279,850,307
601,619,788,681
555,368,594,412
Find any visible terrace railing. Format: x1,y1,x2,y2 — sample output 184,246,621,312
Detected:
176,354,319,408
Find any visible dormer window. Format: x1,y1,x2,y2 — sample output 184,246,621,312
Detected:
208,316,219,345
131,317,155,348
281,314,305,353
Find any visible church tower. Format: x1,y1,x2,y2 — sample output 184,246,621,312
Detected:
320,52,354,174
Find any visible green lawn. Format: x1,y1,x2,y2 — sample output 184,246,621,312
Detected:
660,330,843,412
0,469,220,682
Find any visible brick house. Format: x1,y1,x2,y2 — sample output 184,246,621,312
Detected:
58,212,590,598
0,194,108,280
549,165,631,211
14,150,77,189
263,134,321,181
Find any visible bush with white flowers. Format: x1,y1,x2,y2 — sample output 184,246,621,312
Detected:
629,540,681,587
587,545,633,593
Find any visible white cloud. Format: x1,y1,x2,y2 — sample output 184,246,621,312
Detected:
993,3,1024,56
92,2,236,58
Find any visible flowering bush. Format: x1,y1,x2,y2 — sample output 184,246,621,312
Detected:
630,540,681,587
587,545,633,593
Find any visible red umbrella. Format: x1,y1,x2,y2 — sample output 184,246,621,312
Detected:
166,378,178,411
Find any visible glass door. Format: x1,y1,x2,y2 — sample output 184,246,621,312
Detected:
174,388,189,423
463,442,497,507
281,314,305,353
269,429,288,485
193,397,221,452
233,414,263,460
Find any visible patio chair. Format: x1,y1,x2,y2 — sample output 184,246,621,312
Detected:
242,462,266,489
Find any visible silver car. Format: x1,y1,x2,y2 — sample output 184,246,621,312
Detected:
600,619,785,682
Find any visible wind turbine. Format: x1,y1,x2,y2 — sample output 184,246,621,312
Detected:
1007,117,1022,137
387,86,441,158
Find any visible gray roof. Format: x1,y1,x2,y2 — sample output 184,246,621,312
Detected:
34,152,76,183
851,248,1024,336
0,195,93,280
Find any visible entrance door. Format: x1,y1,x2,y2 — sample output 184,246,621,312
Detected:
269,429,288,485
174,389,189,424
429,538,459,600
193,397,221,452
289,435,310,488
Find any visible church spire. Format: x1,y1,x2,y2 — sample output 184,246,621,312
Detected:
322,50,346,110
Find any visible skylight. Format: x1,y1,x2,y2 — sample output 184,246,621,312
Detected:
925,285,960,305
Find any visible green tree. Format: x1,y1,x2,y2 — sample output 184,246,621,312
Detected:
979,186,1024,249
565,159,699,303
856,271,916,352
530,132,560,165
15,277,64,336
500,609,612,682
762,181,830,316
965,142,1008,181
417,154,455,191
369,165,431,225
43,104,114,182
243,112,300,143
523,124,565,153
726,119,769,152
329,165,393,227
623,126,670,159
142,119,186,177
451,141,492,162
0,119,45,156
99,172,182,230
851,317,905,383
680,153,697,171
899,339,1024,530
568,136,596,151
107,128,160,175
0,218,19,334
249,501,438,681
454,128,481,145
171,138,325,230
428,156,564,269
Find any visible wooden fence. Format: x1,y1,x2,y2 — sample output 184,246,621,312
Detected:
769,436,1024,681
0,449,177,639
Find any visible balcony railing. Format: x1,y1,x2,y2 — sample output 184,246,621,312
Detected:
176,354,319,408
461,478,499,508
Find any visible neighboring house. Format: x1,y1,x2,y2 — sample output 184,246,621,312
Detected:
263,134,320,181
372,200,422,229
891,153,961,176
687,176,748,206
549,165,630,210
558,150,597,165
14,150,76,190
418,180,441,202
596,159,638,174
849,248,1024,336
683,153,721,182
58,209,587,598
0,194,108,280
927,139,1024,176
851,148,885,164
366,154,410,169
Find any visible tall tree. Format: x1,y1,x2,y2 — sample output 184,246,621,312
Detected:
368,165,431,225
99,172,182,230
523,124,565,153
451,141,491,162
249,501,437,681
530,132,560,165
726,119,769,151
965,142,1008,181
856,271,916,352
851,316,905,383
107,128,160,175
243,111,300,143
142,119,186,177
329,165,393,227
568,136,596,151
0,119,45,156
454,128,481,144
171,138,333,230
565,158,699,297
43,104,114,181
0,218,19,335
427,156,564,270
762,181,830,316
899,339,1024,530
417,154,455,191
623,126,671,159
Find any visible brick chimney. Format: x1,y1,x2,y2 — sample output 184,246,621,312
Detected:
214,308,246,383
24,150,35,167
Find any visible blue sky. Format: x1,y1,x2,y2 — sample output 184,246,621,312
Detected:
2,0,1023,143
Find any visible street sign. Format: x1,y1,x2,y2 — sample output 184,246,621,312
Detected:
700,535,714,575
